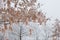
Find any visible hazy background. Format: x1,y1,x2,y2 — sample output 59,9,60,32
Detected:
39,0,60,20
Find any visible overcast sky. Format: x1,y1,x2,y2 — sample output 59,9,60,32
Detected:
39,0,60,20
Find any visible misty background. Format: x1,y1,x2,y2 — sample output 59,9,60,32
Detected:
39,0,60,20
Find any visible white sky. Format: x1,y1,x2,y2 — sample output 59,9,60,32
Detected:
39,0,60,20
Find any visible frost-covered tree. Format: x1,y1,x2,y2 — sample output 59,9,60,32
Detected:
0,0,50,40
51,19,60,40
